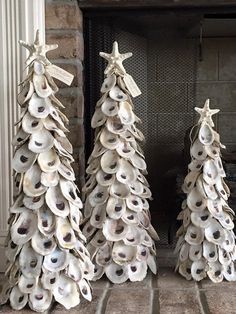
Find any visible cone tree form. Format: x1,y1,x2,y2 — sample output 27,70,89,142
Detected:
175,99,236,282
82,41,158,284
0,31,94,312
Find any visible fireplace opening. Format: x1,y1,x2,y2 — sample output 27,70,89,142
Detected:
83,6,236,253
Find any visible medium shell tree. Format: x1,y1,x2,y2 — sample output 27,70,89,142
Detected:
175,99,236,282
0,31,94,312
83,41,158,284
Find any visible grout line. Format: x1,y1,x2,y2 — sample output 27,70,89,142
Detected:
46,0,77,5
149,288,154,314
196,282,210,314
96,288,111,314
46,29,82,35
53,58,83,66
152,272,158,289
152,289,160,314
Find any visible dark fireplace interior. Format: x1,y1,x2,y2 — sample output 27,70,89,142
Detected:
83,6,236,251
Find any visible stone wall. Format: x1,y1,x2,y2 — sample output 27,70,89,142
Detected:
45,1,236,192
45,0,85,188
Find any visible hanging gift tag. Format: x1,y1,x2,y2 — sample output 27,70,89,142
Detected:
123,74,141,98
46,64,74,86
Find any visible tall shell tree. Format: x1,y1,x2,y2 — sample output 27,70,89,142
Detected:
175,99,236,282
0,31,94,312
83,41,158,284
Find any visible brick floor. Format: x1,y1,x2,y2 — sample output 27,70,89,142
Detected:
1,268,236,313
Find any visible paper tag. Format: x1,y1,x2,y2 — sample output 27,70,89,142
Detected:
46,64,74,86
123,74,141,98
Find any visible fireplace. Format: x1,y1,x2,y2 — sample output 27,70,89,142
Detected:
80,1,236,254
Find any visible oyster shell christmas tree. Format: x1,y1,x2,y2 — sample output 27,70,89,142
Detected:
0,31,94,312
83,41,158,283
175,99,236,282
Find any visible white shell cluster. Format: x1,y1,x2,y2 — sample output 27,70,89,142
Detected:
175,101,236,282
0,33,94,312
83,47,158,284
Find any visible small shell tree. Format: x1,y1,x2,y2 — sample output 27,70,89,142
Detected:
83,41,158,284
0,31,94,312
175,99,236,282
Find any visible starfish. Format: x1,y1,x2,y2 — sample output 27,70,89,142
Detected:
194,99,220,127
100,41,132,76
19,29,58,66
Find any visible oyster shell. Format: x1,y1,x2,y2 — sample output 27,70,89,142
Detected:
106,196,126,220
29,283,52,312
10,210,37,245
198,122,214,145
101,74,116,93
116,159,136,185
52,274,81,309
28,93,51,119
101,98,118,116
191,259,207,281
43,246,69,272
38,149,60,172
45,185,70,217
179,242,190,262
18,275,36,293
207,261,223,283
90,204,106,228
189,244,202,261
105,263,129,284
110,180,130,199
91,107,106,128
187,187,207,212
28,128,54,153
37,206,56,236
59,179,82,207
31,230,56,255
107,116,127,134
190,138,207,160
22,112,43,134
23,164,46,197
116,140,135,158
109,86,128,102
56,217,76,249
33,73,52,98
41,171,59,187
203,159,218,185
89,184,109,207
178,259,192,280
112,241,137,266
103,218,128,241
118,101,135,125
205,219,225,245
203,240,218,262
184,224,204,245
95,242,112,266
19,243,43,278
191,209,212,228
101,150,119,174
128,261,147,282
9,286,28,310
12,143,37,173
182,171,199,193
100,128,120,149
12,128,29,146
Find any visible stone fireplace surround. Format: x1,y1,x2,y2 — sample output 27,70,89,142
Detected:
45,0,236,188
45,0,236,253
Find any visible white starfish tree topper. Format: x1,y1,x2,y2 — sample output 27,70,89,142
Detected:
194,99,220,127
99,41,132,76
19,29,58,66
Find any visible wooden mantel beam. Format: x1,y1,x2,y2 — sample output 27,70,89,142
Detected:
78,0,236,9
